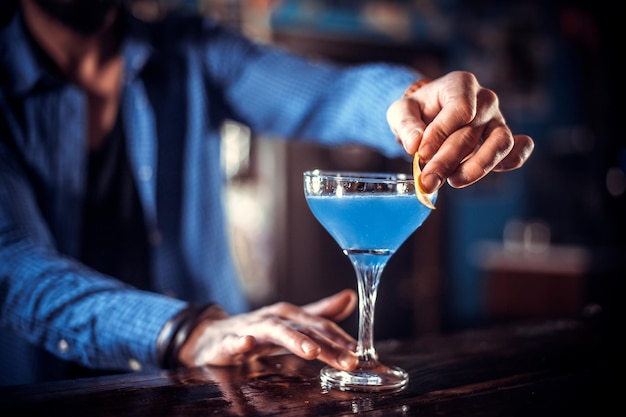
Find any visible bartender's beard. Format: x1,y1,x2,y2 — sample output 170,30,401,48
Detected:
31,0,123,36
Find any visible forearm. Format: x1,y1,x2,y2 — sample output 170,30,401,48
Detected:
0,243,186,371
234,56,418,156
239,59,419,155
202,23,420,156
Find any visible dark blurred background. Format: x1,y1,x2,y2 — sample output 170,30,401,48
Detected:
191,0,620,338
0,0,619,389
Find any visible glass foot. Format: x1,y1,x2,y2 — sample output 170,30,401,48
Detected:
320,361,408,392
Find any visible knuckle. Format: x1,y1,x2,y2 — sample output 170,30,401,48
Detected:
498,135,515,156
454,107,475,126
272,301,289,310
314,320,336,334
478,87,499,107
269,301,295,314
456,130,479,152
490,128,515,157
451,70,478,87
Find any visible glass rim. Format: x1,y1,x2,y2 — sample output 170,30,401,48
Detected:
303,169,415,182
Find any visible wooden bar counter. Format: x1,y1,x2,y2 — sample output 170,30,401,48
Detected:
0,316,615,416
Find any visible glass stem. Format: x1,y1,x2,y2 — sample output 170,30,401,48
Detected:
347,251,390,365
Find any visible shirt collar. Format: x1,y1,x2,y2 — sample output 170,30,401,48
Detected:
120,9,154,85
0,9,44,95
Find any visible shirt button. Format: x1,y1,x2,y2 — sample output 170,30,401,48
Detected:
148,230,162,245
128,359,142,371
57,339,69,353
139,166,153,181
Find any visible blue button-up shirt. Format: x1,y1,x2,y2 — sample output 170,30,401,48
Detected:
0,7,417,374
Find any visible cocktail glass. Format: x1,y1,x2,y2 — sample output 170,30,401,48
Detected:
303,170,437,392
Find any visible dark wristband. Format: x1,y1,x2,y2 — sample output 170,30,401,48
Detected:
156,303,218,369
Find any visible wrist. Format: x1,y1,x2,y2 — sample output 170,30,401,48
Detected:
156,303,224,369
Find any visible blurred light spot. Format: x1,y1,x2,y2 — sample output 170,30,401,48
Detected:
221,120,251,180
58,339,69,353
606,167,626,197
128,358,142,371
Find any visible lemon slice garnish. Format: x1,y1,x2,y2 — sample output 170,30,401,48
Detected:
413,154,436,210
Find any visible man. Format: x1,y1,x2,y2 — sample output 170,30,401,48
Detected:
0,0,533,384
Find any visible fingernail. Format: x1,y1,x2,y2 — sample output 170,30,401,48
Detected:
339,351,357,370
422,173,442,192
301,340,319,355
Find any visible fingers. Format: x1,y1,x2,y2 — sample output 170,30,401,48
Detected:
263,298,359,369
181,291,359,371
301,288,357,321
298,326,358,370
387,99,427,154
430,118,514,189
387,71,479,156
429,125,534,189
220,312,357,370
418,86,502,191
493,134,535,172
387,71,534,193
264,298,357,349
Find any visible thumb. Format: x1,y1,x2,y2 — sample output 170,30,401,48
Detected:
386,99,427,155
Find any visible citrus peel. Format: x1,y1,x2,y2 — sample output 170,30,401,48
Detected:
412,154,436,210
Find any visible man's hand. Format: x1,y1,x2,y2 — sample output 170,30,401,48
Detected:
387,71,535,193
178,289,359,371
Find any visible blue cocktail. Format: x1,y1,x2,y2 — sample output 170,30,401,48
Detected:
304,170,437,392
